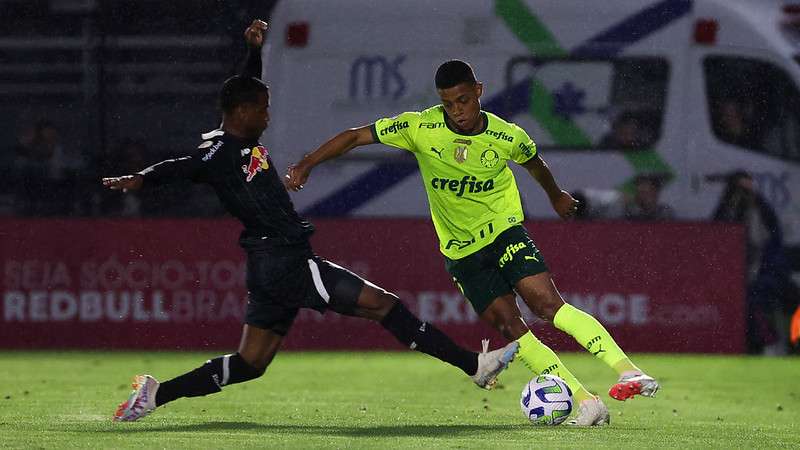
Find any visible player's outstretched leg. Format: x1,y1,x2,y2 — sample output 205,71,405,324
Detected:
113,324,279,422
354,283,517,389
480,294,609,425
516,273,659,401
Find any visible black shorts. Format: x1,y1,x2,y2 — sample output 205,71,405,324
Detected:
444,225,549,314
244,247,365,335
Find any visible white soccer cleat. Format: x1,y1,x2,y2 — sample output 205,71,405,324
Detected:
113,374,160,422
608,371,660,401
565,395,610,426
471,339,519,389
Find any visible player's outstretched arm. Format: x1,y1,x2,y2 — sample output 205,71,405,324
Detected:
284,125,375,191
244,19,268,48
102,155,203,194
521,155,578,219
102,175,143,193
240,19,268,78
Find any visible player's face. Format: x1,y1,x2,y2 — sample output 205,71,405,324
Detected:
437,82,483,134
241,92,271,138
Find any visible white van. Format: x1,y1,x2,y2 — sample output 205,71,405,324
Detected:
262,0,800,245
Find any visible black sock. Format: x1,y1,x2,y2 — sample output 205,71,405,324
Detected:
380,301,478,376
155,353,264,406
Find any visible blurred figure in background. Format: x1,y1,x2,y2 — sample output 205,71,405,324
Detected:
623,173,674,221
713,98,762,150
13,120,61,215
12,119,85,216
600,111,653,150
1,123,36,214
711,170,797,354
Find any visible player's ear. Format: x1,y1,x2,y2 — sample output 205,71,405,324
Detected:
475,82,483,99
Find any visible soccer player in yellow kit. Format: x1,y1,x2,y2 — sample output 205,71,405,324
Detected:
286,60,659,426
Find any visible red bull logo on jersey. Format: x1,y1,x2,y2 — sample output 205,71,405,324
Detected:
241,146,270,182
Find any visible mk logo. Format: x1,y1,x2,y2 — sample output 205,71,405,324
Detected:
429,147,443,158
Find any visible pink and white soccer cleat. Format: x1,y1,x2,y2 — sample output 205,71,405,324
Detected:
113,375,160,422
608,371,660,401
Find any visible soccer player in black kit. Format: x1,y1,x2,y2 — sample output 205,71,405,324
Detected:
105,20,518,422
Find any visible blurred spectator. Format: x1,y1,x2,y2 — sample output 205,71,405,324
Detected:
600,111,654,150
623,173,674,221
1,124,36,214
713,98,762,149
711,170,797,354
11,119,88,216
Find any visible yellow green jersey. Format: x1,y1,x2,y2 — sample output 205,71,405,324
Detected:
371,105,537,260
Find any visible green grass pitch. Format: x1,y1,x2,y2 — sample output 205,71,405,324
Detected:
0,351,797,449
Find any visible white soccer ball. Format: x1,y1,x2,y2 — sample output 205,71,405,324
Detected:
520,374,573,425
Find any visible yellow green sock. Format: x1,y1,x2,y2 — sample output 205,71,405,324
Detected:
515,331,594,402
553,302,639,375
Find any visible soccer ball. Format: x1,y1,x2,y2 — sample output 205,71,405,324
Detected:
520,374,573,425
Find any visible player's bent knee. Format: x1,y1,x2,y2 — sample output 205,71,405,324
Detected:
531,298,563,322
356,284,398,316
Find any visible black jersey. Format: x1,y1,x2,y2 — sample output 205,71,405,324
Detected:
136,47,314,249
138,130,313,248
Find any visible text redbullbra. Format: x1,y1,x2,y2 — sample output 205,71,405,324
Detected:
431,175,495,197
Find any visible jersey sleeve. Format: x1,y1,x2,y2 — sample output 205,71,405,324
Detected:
370,111,422,152
238,46,262,79
137,138,219,186
509,125,538,164
137,156,205,186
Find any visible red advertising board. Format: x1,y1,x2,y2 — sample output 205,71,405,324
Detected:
0,219,745,353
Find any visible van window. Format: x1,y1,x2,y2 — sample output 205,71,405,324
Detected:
704,56,800,163
503,57,669,150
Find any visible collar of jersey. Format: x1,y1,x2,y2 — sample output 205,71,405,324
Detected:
442,109,489,137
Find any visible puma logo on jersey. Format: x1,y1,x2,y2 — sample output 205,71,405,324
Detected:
429,147,443,158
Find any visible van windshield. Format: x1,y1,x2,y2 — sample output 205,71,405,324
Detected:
502,57,669,151
704,56,800,163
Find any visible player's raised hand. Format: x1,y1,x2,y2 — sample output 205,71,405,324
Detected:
102,175,143,193
244,19,268,48
551,190,579,220
284,163,310,192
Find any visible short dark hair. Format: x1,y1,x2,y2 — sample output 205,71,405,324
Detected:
219,76,269,114
435,60,476,89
